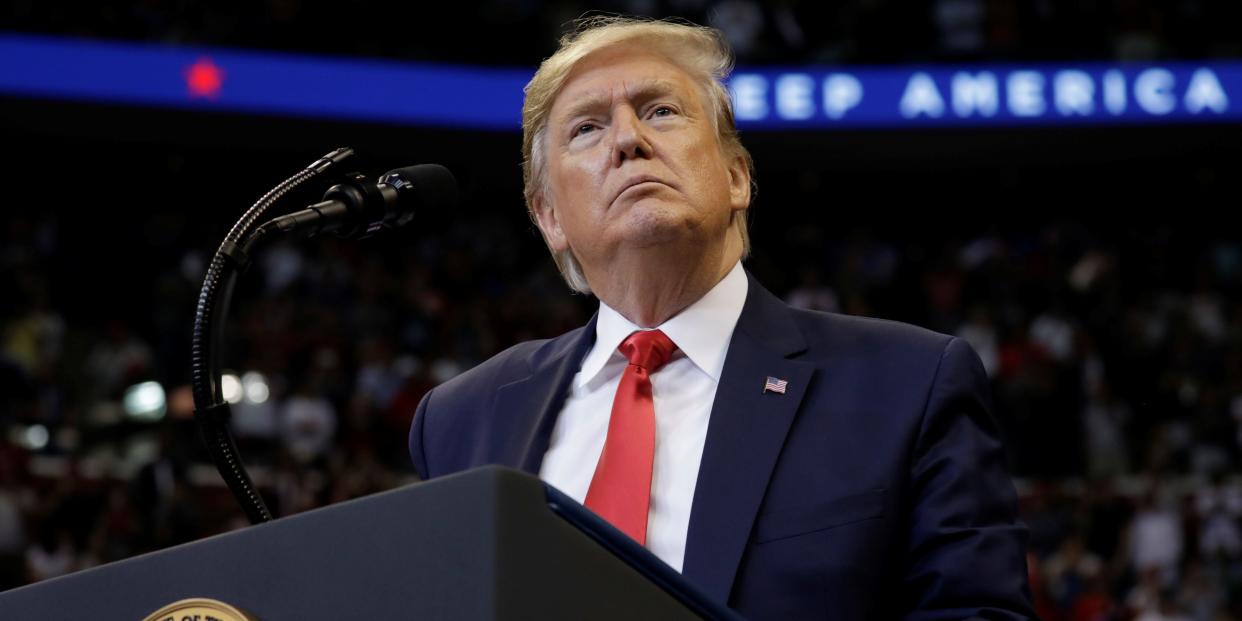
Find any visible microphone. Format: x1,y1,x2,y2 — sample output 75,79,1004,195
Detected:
268,164,458,239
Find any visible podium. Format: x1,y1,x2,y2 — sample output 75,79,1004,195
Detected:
0,466,742,619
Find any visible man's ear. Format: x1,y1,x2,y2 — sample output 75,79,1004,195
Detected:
531,192,568,252
727,154,751,213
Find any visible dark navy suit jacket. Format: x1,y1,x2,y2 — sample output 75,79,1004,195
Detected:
410,273,1035,620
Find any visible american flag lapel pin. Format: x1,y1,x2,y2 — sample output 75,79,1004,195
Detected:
763,376,788,394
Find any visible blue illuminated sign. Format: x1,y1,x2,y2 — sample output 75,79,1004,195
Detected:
1,33,1238,130
731,64,1237,128
0,33,530,129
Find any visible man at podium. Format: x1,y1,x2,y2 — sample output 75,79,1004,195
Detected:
410,16,1035,620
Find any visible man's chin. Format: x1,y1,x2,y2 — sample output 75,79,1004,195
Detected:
618,217,700,249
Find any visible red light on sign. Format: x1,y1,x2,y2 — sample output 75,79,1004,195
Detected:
185,57,225,99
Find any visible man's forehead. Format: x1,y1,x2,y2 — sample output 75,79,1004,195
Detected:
557,78,683,111
549,49,699,117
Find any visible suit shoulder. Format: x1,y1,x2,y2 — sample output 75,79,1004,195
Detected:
426,323,590,404
788,308,954,359
412,324,591,476
430,339,548,402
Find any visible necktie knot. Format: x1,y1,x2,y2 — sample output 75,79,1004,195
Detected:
620,330,676,372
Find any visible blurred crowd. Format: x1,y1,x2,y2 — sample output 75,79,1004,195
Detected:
4,174,1242,619
4,0,1241,66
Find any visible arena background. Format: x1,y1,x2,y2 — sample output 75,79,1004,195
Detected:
2,3,1241,619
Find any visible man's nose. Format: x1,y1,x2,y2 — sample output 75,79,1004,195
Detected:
611,108,653,166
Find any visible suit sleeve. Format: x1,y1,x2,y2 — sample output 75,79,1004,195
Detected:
409,388,434,481
901,337,1036,621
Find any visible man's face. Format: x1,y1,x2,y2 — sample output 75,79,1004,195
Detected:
534,45,750,280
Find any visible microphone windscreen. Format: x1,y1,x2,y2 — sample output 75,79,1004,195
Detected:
383,164,458,213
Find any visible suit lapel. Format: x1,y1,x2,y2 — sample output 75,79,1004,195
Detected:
494,314,598,475
681,275,816,603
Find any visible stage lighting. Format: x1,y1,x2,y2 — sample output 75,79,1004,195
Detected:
220,373,243,404
242,371,270,404
122,381,167,421
22,425,49,451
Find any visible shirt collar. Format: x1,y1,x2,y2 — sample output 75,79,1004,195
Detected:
577,261,748,387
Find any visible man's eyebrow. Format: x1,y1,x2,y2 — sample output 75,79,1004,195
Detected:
557,79,684,122
560,93,612,124
624,79,681,103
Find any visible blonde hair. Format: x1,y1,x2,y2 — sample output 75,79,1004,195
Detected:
521,16,755,293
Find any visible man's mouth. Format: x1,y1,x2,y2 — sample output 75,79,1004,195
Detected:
612,175,673,205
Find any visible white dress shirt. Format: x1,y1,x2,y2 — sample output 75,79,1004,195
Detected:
539,261,748,572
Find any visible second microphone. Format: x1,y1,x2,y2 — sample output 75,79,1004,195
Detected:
269,164,458,239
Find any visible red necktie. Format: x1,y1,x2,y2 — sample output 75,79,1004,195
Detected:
584,329,677,545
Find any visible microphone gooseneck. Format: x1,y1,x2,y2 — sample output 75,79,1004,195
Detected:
191,149,457,525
